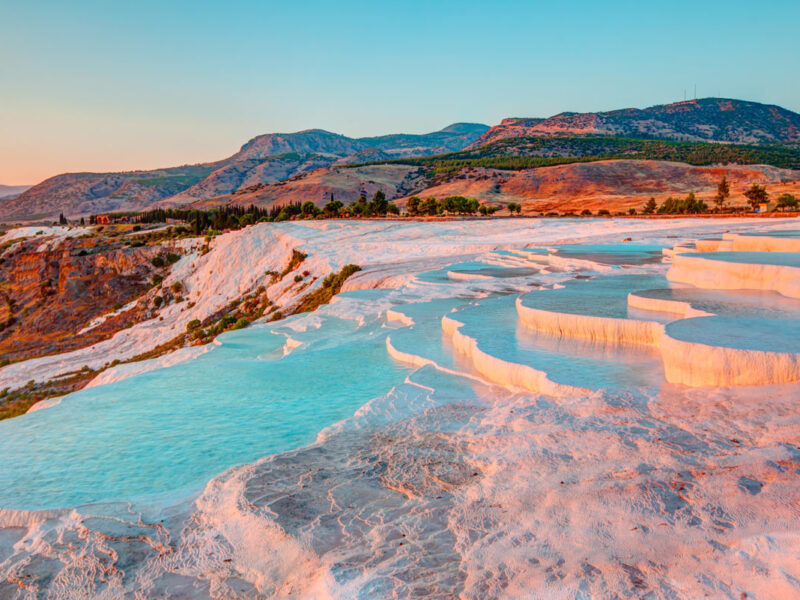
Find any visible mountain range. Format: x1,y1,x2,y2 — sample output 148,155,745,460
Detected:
3,98,800,221
0,124,488,221
0,185,31,200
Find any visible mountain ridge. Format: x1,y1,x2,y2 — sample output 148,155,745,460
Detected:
0,185,32,200
5,98,800,222
469,98,800,148
1,123,488,221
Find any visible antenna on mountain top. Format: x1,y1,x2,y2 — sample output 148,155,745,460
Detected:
694,84,697,100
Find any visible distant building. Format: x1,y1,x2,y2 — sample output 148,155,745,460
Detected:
758,202,777,213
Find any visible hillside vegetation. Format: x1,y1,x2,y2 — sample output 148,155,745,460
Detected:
349,135,800,173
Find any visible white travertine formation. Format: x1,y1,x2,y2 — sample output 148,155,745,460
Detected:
441,315,587,396
724,232,800,252
667,252,800,298
4,219,800,598
694,239,730,252
626,291,714,318
516,297,664,346
660,332,800,386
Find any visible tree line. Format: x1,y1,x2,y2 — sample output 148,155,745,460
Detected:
89,191,513,235
639,176,798,215
353,135,800,173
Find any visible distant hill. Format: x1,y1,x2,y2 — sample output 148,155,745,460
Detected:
236,123,488,161
6,98,800,222
1,123,487,221
188,157,800,218
192,164,428,211
0,185,31,200
469,98,800,147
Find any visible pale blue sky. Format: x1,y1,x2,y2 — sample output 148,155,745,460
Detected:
1,0,798,183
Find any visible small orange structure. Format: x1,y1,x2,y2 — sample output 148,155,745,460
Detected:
95,215,111,224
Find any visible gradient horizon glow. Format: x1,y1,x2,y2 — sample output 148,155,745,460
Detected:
1,0,798,184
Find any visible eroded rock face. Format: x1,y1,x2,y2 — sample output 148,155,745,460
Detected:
0,235,161,362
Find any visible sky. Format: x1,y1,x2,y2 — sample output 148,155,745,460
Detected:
1,0,799,184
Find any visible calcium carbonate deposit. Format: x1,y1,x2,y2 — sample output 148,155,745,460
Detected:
1,217,800,599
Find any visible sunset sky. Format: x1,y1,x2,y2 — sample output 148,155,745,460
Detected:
2,0,798,184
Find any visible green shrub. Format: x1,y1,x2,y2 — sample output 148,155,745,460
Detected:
186,319,201,331
295,264,361,313
232,318,250,330
656,192,707,214
151,256,165,268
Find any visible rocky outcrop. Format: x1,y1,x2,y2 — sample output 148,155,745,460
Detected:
0,235,163,362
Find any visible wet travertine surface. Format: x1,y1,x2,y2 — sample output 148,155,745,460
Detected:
2,218,800,599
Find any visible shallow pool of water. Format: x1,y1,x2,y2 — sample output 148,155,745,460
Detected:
0,315,410,510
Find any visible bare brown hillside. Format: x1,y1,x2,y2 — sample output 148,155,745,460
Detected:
402,160,800,214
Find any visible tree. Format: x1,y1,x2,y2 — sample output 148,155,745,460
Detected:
507,202,522,215
714,176,730,209
369,190,388,215
407,196,421,216
350,194,369,217
656,192,707,214
642,197,657,215
776,193,798,211
387,203,400,215
419,197,439,216
225,214,240,229
79,217,85,226
301,201,318,217
743,184,768,211
59,213,67,225
323,198,344,217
